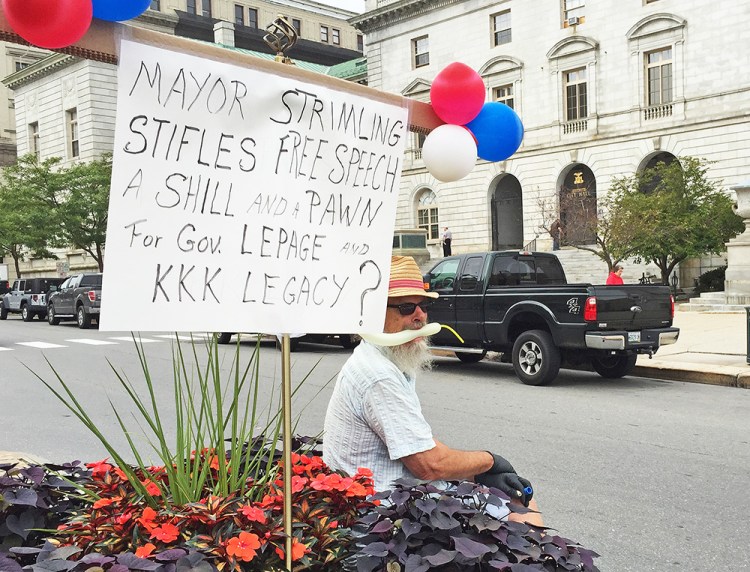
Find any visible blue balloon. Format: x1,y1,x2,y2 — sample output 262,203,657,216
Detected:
465,102,524,162
93,0,151,22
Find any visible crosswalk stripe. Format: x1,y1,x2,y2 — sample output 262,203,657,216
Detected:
0,347,12,352
16,342,66,349
108,337,162,343
67,339,118,345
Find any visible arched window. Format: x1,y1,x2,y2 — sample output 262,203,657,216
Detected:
416,190,439,240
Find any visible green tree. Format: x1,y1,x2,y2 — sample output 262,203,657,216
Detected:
57,154,112,272
0,155,63,277
609,156,744,284
537,193,638,272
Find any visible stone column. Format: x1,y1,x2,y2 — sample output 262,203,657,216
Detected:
725,179,750,304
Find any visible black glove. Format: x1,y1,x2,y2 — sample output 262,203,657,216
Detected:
475,453,534,507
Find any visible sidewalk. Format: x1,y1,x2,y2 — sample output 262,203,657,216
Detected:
633,307,750,388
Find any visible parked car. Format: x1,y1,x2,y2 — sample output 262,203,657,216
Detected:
47,273,103,329
424,250,679,385
0,277,66,321
216,332,360,351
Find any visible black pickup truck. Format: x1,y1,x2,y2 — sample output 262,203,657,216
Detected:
424,251,679,385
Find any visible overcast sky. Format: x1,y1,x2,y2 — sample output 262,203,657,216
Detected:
322,0,365,13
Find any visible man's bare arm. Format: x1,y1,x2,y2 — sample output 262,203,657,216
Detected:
400,439,493,481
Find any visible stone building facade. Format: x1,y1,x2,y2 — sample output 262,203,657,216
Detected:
353,0,750,285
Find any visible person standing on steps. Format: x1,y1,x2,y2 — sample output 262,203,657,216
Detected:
549,219,563,251
441,227,452,256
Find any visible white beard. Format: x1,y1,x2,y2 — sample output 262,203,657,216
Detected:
383,337,433,378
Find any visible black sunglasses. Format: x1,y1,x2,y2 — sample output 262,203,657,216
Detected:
387,301,434,316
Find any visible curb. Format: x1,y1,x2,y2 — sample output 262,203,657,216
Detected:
632,364,750,388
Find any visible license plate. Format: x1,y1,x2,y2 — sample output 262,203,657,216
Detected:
628,331,641,343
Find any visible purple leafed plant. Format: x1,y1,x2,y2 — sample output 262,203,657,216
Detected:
354,479,600,572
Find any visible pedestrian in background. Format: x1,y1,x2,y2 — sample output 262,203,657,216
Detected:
441,227,452,256
606,264,624,285
549,219,563,251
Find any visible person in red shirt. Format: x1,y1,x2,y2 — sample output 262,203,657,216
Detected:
606,264,624,285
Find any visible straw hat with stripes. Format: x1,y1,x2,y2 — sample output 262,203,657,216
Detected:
388,256,439,299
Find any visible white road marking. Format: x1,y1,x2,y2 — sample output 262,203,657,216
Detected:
16,342,66,349
108,337,162,343
0,347,13,352
66,339,118,345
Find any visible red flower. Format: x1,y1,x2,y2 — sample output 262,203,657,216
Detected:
115,512,132,525
135,543,156,558
238,505,267,524
141,479,162,496
291,475,307,493
86,458,113,476
226,532,261,562
274,538,308,562
138,507,158,531
92,496,120,510
150,523,180,543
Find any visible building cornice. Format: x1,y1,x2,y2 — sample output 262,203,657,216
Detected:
2,53,79,90
350,0,463,33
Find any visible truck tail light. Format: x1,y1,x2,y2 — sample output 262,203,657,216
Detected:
670,295,675,318
87,290,97,302
583,296,597,321
32,294,39,302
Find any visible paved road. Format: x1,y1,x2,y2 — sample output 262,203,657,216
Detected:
1,317,749,572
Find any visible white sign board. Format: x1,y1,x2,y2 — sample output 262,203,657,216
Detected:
100,40,408,333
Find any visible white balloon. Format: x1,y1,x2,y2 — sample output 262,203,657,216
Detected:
422,124,477,182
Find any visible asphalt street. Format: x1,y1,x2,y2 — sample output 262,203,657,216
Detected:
1,317,749,571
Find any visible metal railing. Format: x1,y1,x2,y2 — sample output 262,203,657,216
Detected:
523,238,537,252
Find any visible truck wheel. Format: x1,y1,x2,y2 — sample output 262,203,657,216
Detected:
217,332,233,344
47,305,60,325
0,306,7,320
592,354,638,378
22,305,34,322
512,330,560,386
77,305,92,329
455,351,487,363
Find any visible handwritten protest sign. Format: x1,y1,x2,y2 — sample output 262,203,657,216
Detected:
100,39,408,333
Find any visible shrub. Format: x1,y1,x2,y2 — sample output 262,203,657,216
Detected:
355,479,600,571
696,265,726,293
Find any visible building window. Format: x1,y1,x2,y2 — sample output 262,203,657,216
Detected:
357,34,364,51
413,35,429,68
248,8,258,28
150,0,160,9
320,25,329,42
646,47,672,106
201,0,211,17
67,109,79,158
494,84,514,109
292,19,301,34
14,60,31,72
563,0,585,24
564,68,587,121
29,122,40,160
417,190,439,240
491,10,511,46
332,28,340,45
187,0,196,13
234,4,244,25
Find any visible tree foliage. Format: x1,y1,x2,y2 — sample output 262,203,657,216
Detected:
57,154,112,272
0,154,112,275
608,156,743,284
0,155,64,277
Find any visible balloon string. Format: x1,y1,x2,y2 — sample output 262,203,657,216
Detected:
440,324,464,344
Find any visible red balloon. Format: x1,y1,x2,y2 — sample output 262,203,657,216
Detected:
3,0,93,49
430,62,485,125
